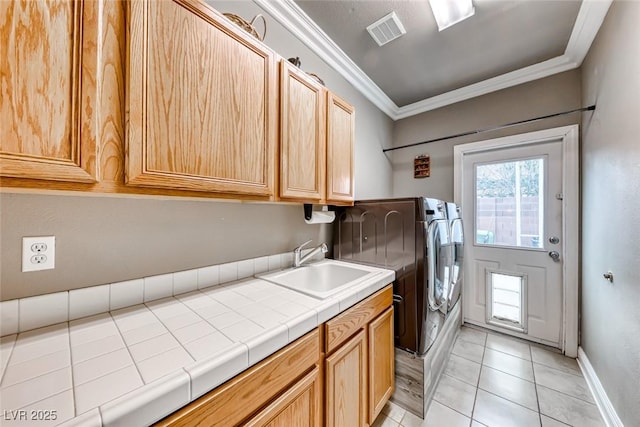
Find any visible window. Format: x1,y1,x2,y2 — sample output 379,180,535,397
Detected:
486,270,527,332
475,158,544,248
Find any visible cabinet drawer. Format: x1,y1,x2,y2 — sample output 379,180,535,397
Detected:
156,328,319,426
325,285,392,353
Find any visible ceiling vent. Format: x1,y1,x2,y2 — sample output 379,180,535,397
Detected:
366,11,407,47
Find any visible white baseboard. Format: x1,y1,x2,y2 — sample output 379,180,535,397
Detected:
577,347,624,427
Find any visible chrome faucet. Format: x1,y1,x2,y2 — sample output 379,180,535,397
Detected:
293,240,328,268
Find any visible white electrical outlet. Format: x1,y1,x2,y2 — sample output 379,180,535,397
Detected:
22,236,55,272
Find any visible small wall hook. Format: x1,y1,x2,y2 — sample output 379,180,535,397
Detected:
603,271,614,283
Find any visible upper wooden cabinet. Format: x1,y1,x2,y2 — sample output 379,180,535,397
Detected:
280,60,355,205
279,60,326,202
2,0,353,204
326,92,355,204
126,0,277,196
0,0,98,183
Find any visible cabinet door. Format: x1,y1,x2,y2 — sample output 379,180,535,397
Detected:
279,60,326,202
326,92,355,205
1,0,97,183
245,367,321,427
325,329,367,427
127,0,276,196
368,307,395,423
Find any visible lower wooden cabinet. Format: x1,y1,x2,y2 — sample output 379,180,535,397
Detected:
156,285,394,427
324,285,394,427
155,329,320,426
245,367,321,427
368,307,395,423
325,329,368,427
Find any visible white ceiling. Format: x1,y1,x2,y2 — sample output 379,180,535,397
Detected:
255,0,612,120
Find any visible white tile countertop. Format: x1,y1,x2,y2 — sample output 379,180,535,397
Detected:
0,260,394,427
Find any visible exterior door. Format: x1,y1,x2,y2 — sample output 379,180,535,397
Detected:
461,139,564,347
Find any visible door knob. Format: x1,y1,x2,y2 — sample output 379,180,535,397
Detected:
548,251,560,262
549,236,560,244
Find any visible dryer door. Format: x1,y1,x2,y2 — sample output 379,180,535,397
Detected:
426,218,452,313
448,217,464,312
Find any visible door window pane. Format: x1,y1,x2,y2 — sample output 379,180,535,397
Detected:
475,158,544,248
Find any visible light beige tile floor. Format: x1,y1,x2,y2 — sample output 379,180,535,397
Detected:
373,326,605,427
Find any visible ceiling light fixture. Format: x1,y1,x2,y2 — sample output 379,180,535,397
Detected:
428,0,475,31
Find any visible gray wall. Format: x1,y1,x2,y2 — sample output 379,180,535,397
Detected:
390,70,582,201
0,1,394,301
580,1,640,425
0,194,330,300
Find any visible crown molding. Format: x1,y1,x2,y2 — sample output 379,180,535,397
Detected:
253,0,399,117
256,0,612,121
565,0,613,65
395,55,578,119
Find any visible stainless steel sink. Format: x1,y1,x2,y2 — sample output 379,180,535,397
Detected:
258,260,376,299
